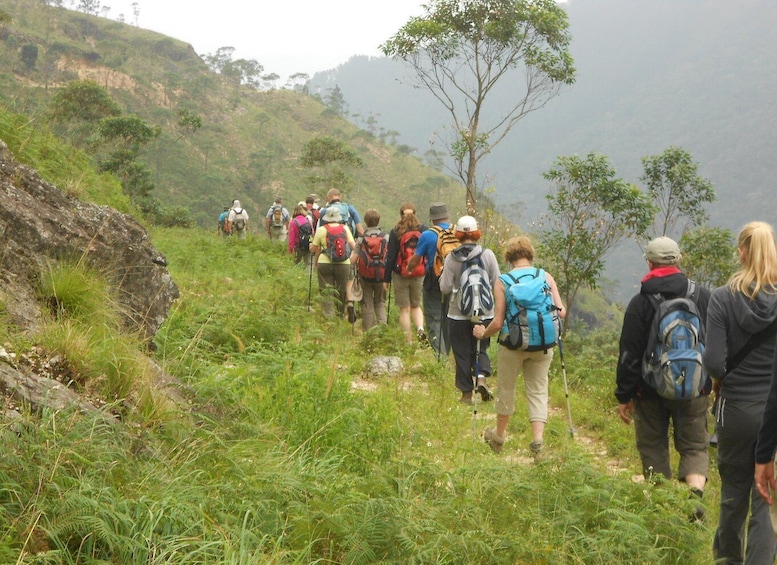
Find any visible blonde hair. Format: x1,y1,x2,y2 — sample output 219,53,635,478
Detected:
292,204,306,217
728,221,777,300
504,236,535,263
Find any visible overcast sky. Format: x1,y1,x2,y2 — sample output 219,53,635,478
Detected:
101,0,426,82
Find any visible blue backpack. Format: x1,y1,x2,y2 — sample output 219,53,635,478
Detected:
498,268,559,352
327,202,356,235
642,281,709,400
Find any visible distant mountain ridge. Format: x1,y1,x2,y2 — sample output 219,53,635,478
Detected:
310,0,776,232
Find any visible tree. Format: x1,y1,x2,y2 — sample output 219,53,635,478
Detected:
77,0,101,16
680,226,738,289
97,116,161,201
382,0,575,214
48,80,122,146
538,152,655,329
300,135,364,192
641,146,715,239
20,44,38,69
323,85,347,117
48,80,121,124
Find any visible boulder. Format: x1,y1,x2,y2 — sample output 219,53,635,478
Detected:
0,140,178,342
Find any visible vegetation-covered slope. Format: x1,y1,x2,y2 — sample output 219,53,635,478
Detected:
0,0,466,228
0,95,719,562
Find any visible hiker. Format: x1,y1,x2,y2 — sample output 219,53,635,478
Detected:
351,208,388,331
439,216,499,405
317,188,364,237
614,237,711,515
384,203,427,344
310,207,356,320
217,207,230,237
227,200,249,240
473,236,565,454
305,194,321,227
287,203,314,265
265,196,290,242
405,202,457,357
704,222,777,564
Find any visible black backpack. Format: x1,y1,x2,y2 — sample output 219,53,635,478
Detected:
296,218,313,251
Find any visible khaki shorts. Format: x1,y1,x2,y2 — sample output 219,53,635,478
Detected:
392,275,423,308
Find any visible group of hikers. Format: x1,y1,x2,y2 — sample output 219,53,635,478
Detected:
272,190,568,458
216,199,250,239
219,190,777,563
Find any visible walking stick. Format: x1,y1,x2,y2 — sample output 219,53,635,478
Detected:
386,281,392,320
471,312,481,443
557,336,575,437
437,292,445,362
307,255,314,310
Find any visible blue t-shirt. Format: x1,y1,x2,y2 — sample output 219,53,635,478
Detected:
414,222,450,274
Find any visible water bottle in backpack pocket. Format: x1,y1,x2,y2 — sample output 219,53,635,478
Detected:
498,268,559,352
641,282,710,400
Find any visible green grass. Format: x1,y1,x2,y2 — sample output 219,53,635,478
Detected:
0,225,723,563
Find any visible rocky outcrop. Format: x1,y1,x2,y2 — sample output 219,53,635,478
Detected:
0,139,178,342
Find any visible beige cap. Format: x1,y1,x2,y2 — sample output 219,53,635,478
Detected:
645,236,681,265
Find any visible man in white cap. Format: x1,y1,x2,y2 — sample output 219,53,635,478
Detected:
615,236,711,519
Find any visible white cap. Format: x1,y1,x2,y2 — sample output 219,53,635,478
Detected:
456,215,478,232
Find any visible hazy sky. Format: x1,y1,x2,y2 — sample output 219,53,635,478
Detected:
102,0,426,82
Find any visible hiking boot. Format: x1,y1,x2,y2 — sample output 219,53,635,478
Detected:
709,432,718,448
459,392,473,405
483,428,505,453
530,440,544,454
689,488,705,523
417,327,429,347
476,379,493,402
346,301,356,324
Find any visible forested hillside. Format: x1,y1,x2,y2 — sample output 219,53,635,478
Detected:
0,0,465,228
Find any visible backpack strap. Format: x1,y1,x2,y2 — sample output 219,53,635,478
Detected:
726,317,777,375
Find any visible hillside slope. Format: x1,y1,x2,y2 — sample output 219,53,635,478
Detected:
0,0,466,227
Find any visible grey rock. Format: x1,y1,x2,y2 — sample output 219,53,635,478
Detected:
365,356,404,377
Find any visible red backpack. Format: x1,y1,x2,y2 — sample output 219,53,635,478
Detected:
324,223,349,262
397,230,426,277
357,232,389,282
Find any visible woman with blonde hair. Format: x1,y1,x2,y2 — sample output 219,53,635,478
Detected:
703,221,777,564
473,235,565,452
384,203,427,344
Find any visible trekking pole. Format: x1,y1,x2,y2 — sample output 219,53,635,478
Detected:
557,336,576,437
471,312,481,443
386,282,392,320
437,293,445,362
307,255,314,310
